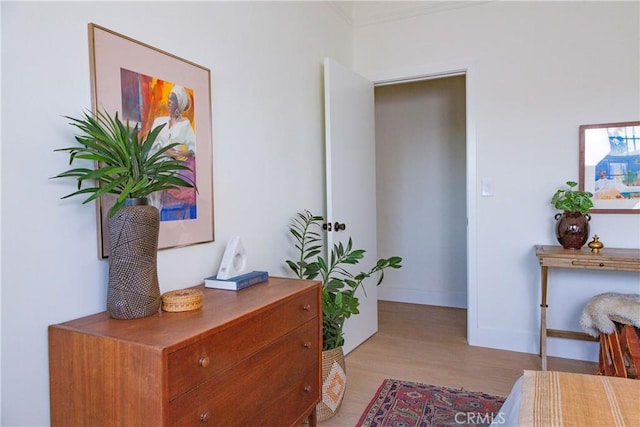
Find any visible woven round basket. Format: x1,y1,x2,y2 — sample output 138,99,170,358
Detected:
161,288,203,312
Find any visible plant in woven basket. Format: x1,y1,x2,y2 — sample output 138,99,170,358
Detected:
286,210,402,351
51,109,195,216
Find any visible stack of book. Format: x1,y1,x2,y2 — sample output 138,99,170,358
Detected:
204,270,269,291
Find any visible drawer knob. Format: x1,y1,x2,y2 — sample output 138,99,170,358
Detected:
304,385,312,393
303,304,311,311
303,341,311,349
600,263,605,267
200,411,210,423
199,356,210,368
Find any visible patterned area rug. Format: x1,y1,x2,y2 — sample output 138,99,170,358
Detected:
356,379,506,427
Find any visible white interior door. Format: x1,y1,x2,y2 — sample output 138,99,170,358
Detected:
323,57,377,355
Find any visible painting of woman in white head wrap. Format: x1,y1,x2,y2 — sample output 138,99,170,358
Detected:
121,68,197,221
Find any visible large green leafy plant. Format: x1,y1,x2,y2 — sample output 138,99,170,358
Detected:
287,210,402,351
551,180,593,214
52,110,195,216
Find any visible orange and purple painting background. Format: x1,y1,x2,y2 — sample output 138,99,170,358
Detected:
120,67,198,222
120,68,196,138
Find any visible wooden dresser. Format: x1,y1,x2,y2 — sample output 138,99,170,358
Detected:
49,277,321,426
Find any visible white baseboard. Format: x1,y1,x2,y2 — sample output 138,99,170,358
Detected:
378,286,467,308
469,326,599,363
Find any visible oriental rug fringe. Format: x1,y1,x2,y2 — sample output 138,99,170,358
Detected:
356,378,506,427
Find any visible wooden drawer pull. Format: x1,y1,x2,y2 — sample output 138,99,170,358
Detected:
303,385,312,393
200,411,210,423
199,356,210,368
303,304,311,311
303,341,311,349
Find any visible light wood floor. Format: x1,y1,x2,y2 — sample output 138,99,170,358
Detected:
320,300,598,426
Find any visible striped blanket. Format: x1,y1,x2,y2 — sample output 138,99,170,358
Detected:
518,370,639,426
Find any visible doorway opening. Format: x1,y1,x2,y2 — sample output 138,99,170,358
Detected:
373,74,469,338
323,58,476,351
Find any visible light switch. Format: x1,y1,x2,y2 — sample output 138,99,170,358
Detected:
481,178,494,197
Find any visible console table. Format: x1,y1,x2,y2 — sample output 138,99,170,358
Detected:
535,245,640,370
49,277,322,426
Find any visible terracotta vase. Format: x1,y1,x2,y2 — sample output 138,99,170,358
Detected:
554,211,591,249
106,199,161,319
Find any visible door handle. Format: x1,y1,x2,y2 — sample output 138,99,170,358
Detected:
323,222,346,232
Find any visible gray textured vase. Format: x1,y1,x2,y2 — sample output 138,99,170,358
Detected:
107,198,161,319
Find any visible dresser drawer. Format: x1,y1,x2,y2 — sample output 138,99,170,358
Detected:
169,319,319,426
168,289,318,400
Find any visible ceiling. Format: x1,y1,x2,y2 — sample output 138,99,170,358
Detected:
329,1,493,27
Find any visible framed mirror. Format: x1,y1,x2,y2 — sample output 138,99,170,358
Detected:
579,121,640,213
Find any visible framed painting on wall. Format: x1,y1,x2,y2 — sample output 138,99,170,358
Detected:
579,121,640,214
89,23,214,258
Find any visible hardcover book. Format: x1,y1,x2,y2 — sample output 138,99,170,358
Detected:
204,270,269,291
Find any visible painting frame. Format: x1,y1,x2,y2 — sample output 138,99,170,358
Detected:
88,23,214,258
579,121,640,214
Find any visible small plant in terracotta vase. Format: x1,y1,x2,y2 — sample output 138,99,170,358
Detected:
551,180,593,249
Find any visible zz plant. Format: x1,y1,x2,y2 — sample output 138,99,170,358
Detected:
286,210,402,351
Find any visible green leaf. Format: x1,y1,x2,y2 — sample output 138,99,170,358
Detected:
551,180,593,214
285,210,403,350
54,109,197,216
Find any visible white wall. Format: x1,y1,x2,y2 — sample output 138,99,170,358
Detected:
375,77,467,307
1,2,351,425
356,1,640,360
